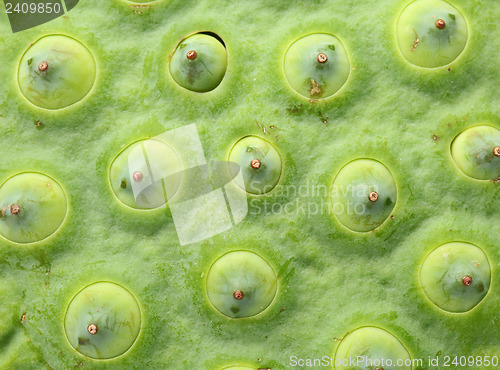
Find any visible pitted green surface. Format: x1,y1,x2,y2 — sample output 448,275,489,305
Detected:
0,0,499,369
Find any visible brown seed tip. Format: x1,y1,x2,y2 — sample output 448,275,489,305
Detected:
368,191,379,202
493,146,500,157
187,50,197,60
10,204,20,215
462,275,472,286
87,324,98,335
317,53,328,63
436,19,446,29
233,290,244,300
38,61,48,71
250,159,261,169
132,171,143,182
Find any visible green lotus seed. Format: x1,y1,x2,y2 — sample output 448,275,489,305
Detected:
420,242,491,313
0,173,67,243
228,136,282,195
64,282,141,359
396,0,468,68
334,326,412,370
109,139,182,209
330,159,397,232
169,33,227,92
17,34,96,109
451,125,500,180
283,33,350,99
206,251,278,318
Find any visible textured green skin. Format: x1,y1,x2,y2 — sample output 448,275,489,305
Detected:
0,0,499,369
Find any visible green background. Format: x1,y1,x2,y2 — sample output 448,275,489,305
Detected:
0,0,498,368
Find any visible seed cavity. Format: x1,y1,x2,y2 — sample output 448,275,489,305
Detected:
132,171,143,182
87,324,98,335
435,19,446,29
186,50,197,60
250,159,261,169
233,290,244,300
38,61,48,71
317,53,328,63
368,191,379,202
10,204,20,215
462,275,472,286
493,146,500,157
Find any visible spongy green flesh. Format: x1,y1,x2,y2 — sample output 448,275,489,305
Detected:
0,0,499,369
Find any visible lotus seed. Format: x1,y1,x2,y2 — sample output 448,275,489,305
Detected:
233,290,244,300
87,324,98,335
317,53,328,63
368,191,378,202
494,146,500,156
10,204,20,215
435,19,446,29
133,171,143,182
462,275,472,286
38,61,48,71
250,159,261,169
187,50,197,60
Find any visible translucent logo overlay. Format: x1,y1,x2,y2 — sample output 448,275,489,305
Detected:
4,0,79,33
127,124,248,246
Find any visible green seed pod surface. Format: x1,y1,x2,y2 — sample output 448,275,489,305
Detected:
283,33,350,99
330,159,397,232
334,326,412,370
109,139,182,209
64,281,142,359
169,33,227,92
396,0,468,68
17,34,96,109
0,172,67,243
206,251,278,318
228,136,282,195
420,242,491,313
451,125,500,180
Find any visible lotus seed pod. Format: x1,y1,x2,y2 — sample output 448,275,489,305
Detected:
330,159,397,232
283,33,350,99
64,282,141,359
396,0,468,68
0,173,67,243
17,35,96,109
334,326,412,370
109,139,182,209
420,242,491,312
451,125,500,180
169,33,227,92
206,251,277,318
228,136,282,194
